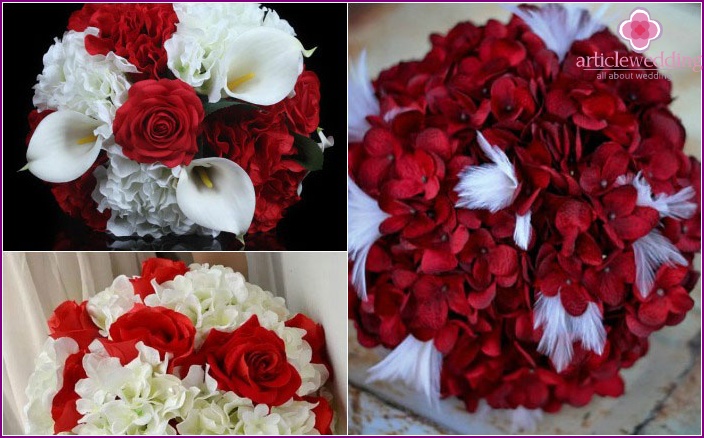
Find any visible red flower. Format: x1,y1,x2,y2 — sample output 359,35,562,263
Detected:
68,3,178,80
102,305,196,365
459,228,518,292
583,251,635,306
303,396,334,434
285,70,321,135
48,301,100,351
357,128,402,196
181,315,301,406
203,105,306,233
51,352,87,434
403,274,469,340
635,266,694,329
489,76,536,123
384,150,443,201
596,185,659,246
579,142,630,195
51,158,110,232
113,79,204,168
286,313,331,374
129,257,188,300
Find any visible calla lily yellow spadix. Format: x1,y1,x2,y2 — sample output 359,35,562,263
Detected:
176,158,256,237
26,110,103,183
218,27,312,105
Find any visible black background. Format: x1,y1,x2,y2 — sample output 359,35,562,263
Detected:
2,3,347,251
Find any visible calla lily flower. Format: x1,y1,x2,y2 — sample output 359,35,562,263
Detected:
216,27,312,105
176,157,256,237
26,110,103,183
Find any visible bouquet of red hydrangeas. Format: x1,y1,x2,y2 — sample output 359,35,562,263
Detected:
348,4,701,420
25,258,334,435
25,3,333,240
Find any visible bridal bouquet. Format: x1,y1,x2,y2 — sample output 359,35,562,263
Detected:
349,4,701,420
25,3,332,240
25,258,334,434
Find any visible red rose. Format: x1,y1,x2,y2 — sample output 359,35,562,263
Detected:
285,70,321,134
48,301,101,351
51,351,87,434
68,3,178,80
303,396,334,434
182,315,301,406
286,313,331,374
113,79,204,168
100,305,195,365
130,257,189,299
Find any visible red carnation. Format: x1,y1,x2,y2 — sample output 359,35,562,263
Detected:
68,3,178,80
285,70,322,135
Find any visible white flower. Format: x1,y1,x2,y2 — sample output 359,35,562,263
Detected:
24,337,79,434
92,150,219,239
74,343,190,435
165,3,306,104
86,275,140,335
33,27,137,139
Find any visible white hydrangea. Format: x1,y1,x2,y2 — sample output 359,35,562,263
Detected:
24,337,80,434
33,28,138,138
165,3,295,101
92,150,219,239
74,342,193,435
86,275,140,335
234,401,317,435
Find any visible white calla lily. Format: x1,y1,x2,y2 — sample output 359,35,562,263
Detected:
26,110,103,183
217,27,308,105
176,158,256,236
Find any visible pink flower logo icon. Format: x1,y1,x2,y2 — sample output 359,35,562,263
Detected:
619,8,662,52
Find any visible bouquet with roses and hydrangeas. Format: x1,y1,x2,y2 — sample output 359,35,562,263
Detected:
348,3,701,425
24,258,334,435
25,3,333,241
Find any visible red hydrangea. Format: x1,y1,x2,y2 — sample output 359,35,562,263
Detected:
350,10,700,414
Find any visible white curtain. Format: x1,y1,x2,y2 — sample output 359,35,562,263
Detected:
2,252,347,434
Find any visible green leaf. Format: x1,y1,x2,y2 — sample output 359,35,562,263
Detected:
203,99,258,117
292,132,324,171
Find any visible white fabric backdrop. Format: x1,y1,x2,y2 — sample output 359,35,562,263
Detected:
2,252,347,435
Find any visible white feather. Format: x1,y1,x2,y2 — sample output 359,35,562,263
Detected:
630,172,697,219
509,406,544,433
508,4,607,61
367,335,442,405
348,50,380,143
514,211,532,250
633,229,687,297
348,176,390,301
533,293,606,372
455,132,518,212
